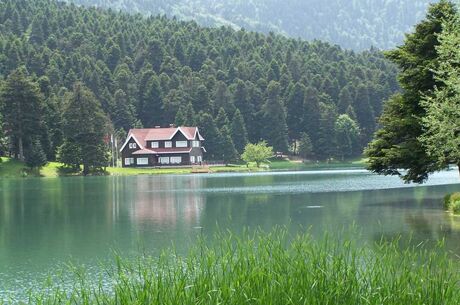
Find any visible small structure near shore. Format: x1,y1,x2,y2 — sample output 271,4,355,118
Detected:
120,126,205,167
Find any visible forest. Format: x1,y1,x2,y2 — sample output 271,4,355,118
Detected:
0,0,399,169
67,0,434,50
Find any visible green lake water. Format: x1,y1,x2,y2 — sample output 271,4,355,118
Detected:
0,169,460,300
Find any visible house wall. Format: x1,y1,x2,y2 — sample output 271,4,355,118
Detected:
121,130,205,168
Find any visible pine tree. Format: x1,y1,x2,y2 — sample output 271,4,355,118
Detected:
298,132,314,160
59,82,109,175
220,125,237,163
215,108,230,130
263,81,289,152
231,109,248,154
175,102,196,126
286,82,305,142
140,74,163,127
197,112,222,160
25,138,47,169
0,67,44,161
366,1,456,183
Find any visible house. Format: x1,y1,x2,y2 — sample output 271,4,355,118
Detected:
120,126,205,167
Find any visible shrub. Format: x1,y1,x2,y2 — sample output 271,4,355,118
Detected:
444,193,460,215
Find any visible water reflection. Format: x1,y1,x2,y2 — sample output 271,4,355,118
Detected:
0,170,460,298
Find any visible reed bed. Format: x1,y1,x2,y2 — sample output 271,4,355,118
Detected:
22,229,460,305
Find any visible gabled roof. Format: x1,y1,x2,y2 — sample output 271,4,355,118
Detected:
120,126,204,152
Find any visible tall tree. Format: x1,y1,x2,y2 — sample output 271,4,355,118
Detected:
59,82,108,175
262,81,289,152
0,67,44,161
231,109,248,154
420,13,460,177
366,1,456,183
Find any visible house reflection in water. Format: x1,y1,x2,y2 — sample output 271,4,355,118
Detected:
128,175,205,228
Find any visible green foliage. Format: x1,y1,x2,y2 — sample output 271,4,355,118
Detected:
24,138,47,168
230,109,248,154
0,67,44,161
59,82,109,175
30,229,460,304
298,132,314,160
241,141,274,167
444,193,460,215
68,0,435,51
0,0,398,162
420,12,460,171
335,114,360,160
366,1,457,183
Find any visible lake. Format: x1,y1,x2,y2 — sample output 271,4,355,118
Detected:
1,169,460,300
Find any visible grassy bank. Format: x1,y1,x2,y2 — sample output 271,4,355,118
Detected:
0,157,366,179
24,229,460,305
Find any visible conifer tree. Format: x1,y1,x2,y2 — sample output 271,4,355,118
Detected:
231,109,249,154
263,81,289,152
59,82,108,175
0,67,44,161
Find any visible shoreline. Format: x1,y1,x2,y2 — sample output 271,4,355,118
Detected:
0,157,366,179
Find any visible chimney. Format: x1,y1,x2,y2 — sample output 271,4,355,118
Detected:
154,125,161,128
169,124,175,128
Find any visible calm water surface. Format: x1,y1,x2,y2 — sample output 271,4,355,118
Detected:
1,169,460,299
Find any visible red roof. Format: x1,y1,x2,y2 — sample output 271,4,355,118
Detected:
132,148,193,155
120,126,204,152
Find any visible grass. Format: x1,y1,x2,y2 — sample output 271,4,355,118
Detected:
0,157,367,179
21,228,460,305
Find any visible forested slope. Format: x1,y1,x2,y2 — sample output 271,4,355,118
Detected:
0,0,398,161
68,0,434,50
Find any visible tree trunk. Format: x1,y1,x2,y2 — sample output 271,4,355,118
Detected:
83,163,89,176
18,137,24,161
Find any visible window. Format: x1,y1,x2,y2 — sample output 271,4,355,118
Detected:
197,156,202,163
176,141,187,148
136,158,148,165
124,158,134,165
192,141,200,148
190,156,196,163
159,157,170,164
129,143,137,149
151,142,159,148
165,141,172,148
170,156,182,164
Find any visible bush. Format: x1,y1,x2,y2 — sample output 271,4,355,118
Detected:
444,193,460,215
451,201,460,215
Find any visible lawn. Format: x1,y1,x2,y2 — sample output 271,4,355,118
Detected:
0,157,367,179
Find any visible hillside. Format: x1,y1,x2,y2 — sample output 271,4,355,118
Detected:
68,0,434,50
0,0,398,161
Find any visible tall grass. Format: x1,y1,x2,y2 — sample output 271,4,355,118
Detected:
24,229,460,304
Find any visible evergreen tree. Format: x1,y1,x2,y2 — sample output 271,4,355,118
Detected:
175,102,195,126
215,108,230,130
140,74,163,127
112,89,137,132
366,1,456,183
25,138,47,168
420,13,460,176
262,81,289,152
317,102,338,160
59,82,108,175
231,109,248,154
286,82,305,142
220,125,238,163
298,132,314,160
197,112,221,160
0,67,44,161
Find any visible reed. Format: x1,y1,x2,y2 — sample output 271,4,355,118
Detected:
27,229,460,305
